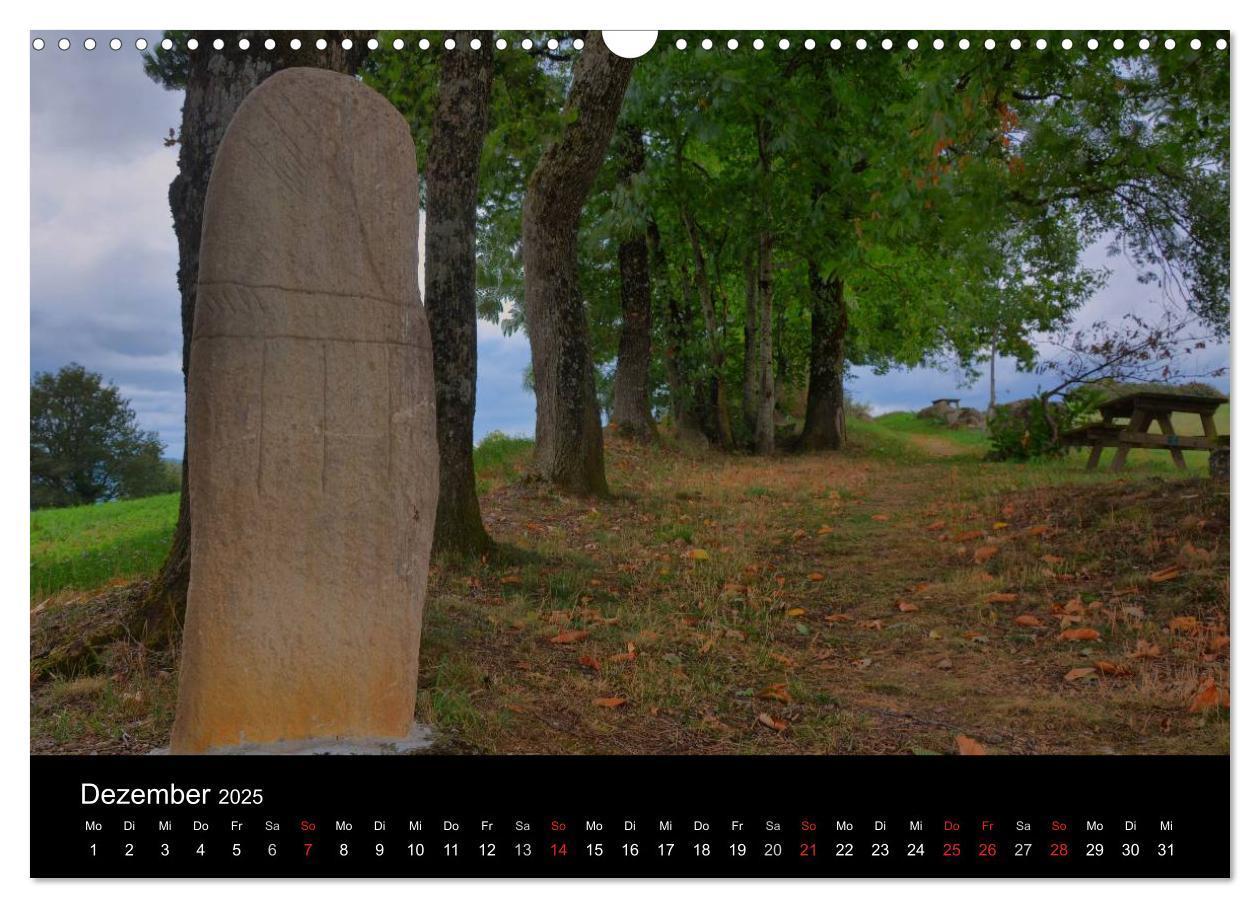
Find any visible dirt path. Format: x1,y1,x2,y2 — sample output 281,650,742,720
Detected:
900,432,975,458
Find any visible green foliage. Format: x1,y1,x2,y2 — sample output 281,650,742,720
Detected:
30,493,179,600
987,388,1105,462
30,364,175,509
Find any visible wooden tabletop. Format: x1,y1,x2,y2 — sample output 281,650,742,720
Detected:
1099,391,1227,418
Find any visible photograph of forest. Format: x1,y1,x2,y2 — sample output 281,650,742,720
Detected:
30,31,1229,756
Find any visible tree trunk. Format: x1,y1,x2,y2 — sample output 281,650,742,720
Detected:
798,263,848,451
521,34,634,495
681,208,734,450
609,126,656,440
742,251,759,433
988,332,998,415
136,33,368,647
426,31,495,556
650,223,705,442
753,118,776,456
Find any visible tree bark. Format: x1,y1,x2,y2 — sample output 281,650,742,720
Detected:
426,31,495,556
137,33,368,647
521,34,635,495
681,208,734,450
609,126,656,440
798,263,848,451
753,117,776,456
742,251,759,433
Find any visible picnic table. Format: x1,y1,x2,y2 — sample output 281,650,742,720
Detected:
1061,391,1229,472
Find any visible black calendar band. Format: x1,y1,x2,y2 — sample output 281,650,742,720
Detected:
31,754,1229,879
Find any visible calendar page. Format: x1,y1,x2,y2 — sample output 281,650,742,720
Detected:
27,25,1230,880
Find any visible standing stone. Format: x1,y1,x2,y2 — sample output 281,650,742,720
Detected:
170,69,437,754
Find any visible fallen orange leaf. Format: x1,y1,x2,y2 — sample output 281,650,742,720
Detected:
871,514,890,522
1188,678,1229,713
1059,627,1101,642
550,630,590,644
896,600,920,612
686,548,711,561
955,530,984,542
756,683,792,703
1026,525,1051,537
973,545,1000,564
807,572,825,582
955,734,986,755
1064,667,1097,682
1168,616,1199,634
1149,566,1182,583
757,712,789,732
985,592,1018,604
578,654,601,671
1014,614,1044,627
593,696,627,709
925,520,946,531
1094,659,1129,676
785,607,806,618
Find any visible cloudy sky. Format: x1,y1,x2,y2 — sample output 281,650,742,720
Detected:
31,33,1228,457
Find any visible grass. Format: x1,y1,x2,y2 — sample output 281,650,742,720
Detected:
30,416,1229,757
28,432,540,604
30,493,178,601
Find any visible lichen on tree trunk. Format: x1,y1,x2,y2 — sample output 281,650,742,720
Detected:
426,31,495,555
521,34,635,495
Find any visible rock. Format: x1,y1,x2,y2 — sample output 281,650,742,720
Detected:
954,407,986,429
170,69,437,754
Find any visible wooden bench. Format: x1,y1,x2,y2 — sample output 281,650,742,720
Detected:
1061,392,1228,472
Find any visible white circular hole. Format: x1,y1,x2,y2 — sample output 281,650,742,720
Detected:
1191,38,1201,50
984,38,995,50
1164,38,1176,50
341,38,352,50
290,38,302,50
32,37,44,50
316,38,327,50
1010,38,1022,50
856,38,867,50
84,38,96,50
907,38,919,50
1113,38,1124,49
110,38,122,50
264,38,275,50
779,38,790,50
882,38,893,50
1088,38,1099,50
162,38,173,50
573,38,584,50
213,38,224,50
959,38,970,50
753,38,764,50
444,38,456,50
933,38,944,50
1036,38,1047,50
56,37,69,51
830,38,841,50
1061,38,1072,50
420,38,431,50
392,38,404,51
367,38,379,50
547,38,559,51
521,38,533,50
134,37,147,51
1216,38,1228,50
702,38,713,50
1139,38,1150,50
187,38,199,50
727,38,738,50
238,38,249,51
471,38,482,50
496,38,507,50
676,38,687,50
804,38,815,50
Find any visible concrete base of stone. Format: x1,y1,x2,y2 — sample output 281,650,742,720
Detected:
152,723,434,756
